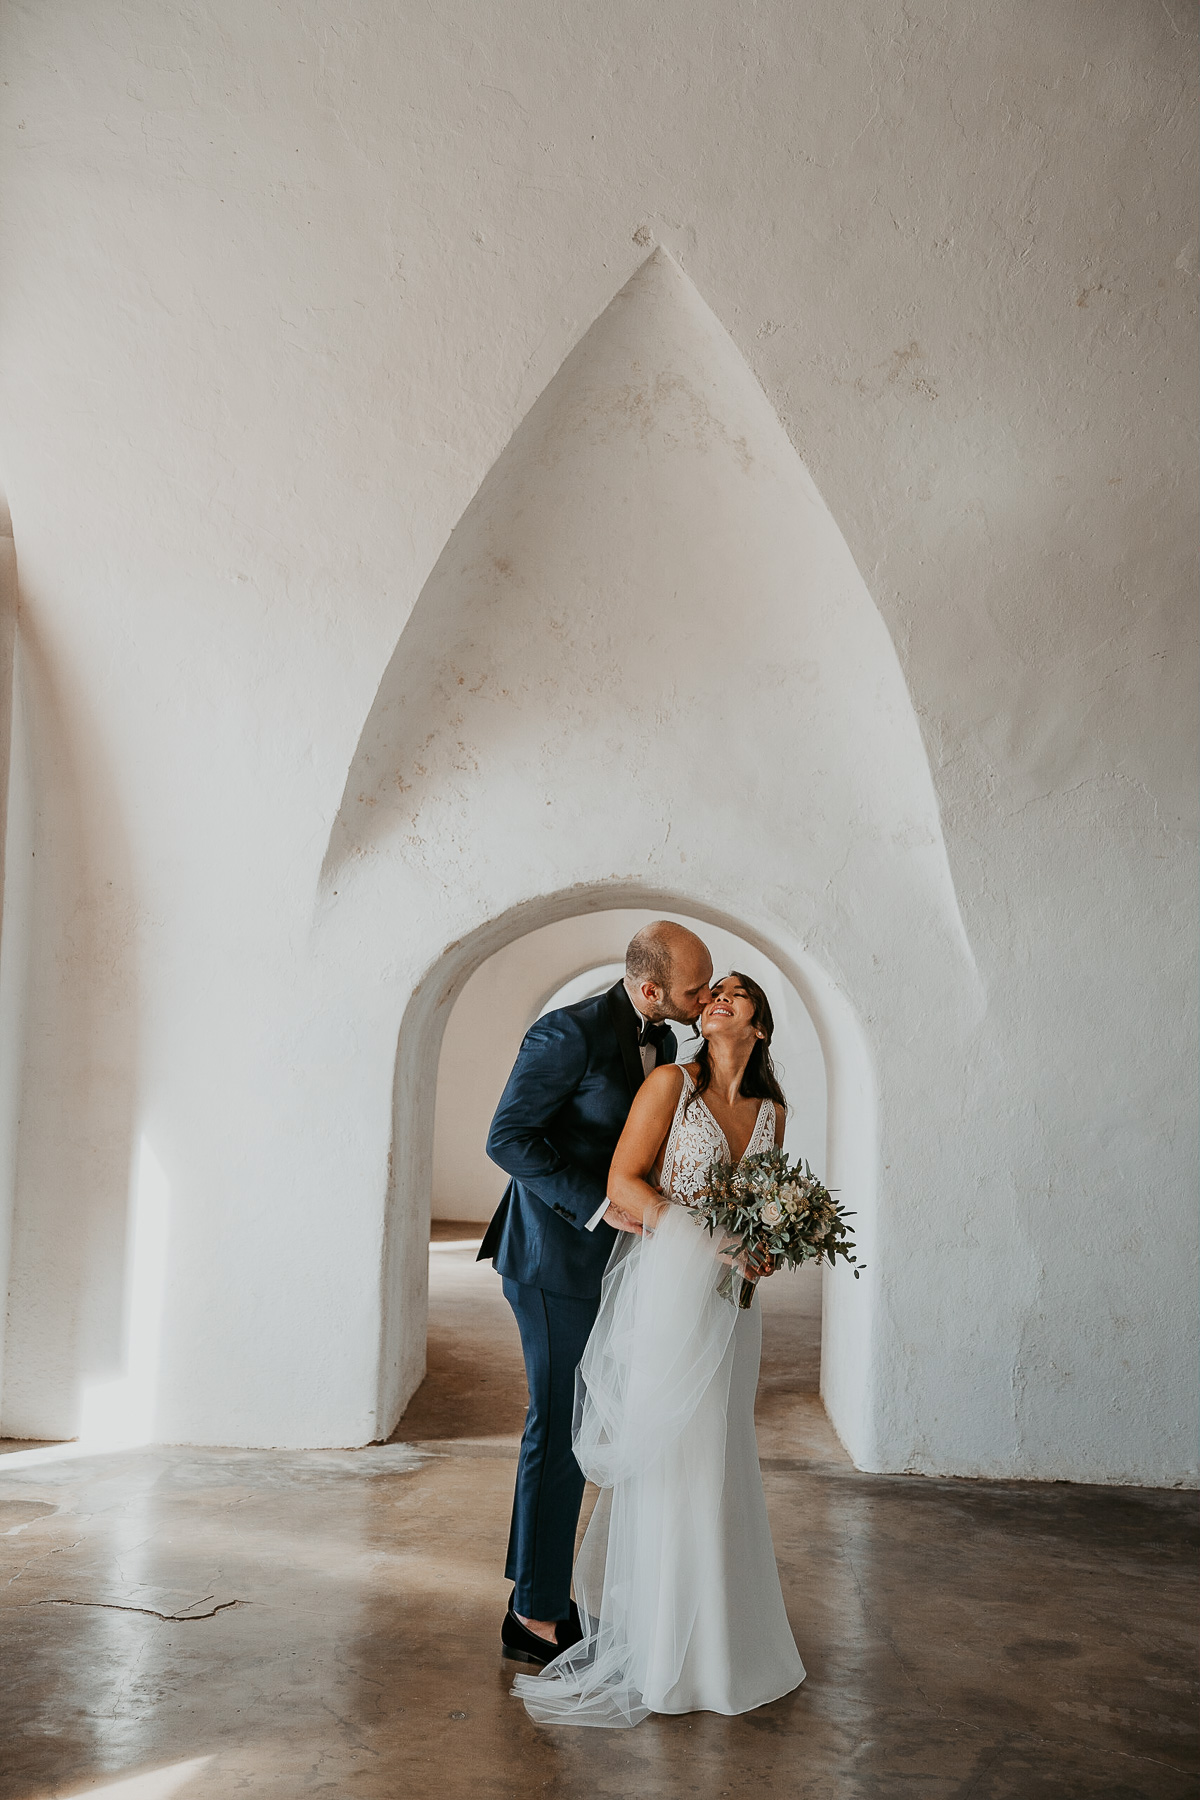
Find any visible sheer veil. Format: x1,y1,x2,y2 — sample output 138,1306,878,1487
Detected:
512,1203,747,1728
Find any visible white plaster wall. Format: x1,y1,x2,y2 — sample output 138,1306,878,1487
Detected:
431,909,827,1221
331,244,973,1459
0,2,1192,1479
0,516,22,1409
0,618,140,1441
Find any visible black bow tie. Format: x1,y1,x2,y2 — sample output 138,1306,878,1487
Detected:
637,1018,672,1048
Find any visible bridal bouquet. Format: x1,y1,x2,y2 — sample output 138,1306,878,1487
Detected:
690,1148,862,1309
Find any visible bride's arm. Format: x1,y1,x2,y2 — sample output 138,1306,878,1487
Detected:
607,1065,687,1226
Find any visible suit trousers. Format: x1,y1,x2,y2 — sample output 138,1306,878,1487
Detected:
503,1278,600,1620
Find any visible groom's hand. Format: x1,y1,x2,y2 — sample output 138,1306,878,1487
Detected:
603,1203,643,1236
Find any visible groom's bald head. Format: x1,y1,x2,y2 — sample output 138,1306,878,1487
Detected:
625,922,713,1025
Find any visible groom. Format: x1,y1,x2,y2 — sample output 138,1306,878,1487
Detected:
480,921,714,1664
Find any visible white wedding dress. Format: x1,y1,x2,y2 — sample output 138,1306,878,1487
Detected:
513,1068,806,1728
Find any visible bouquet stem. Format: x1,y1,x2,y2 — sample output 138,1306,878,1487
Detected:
717,1266,759,1309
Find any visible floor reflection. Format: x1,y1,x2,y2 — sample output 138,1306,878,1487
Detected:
0,1236,1194,1799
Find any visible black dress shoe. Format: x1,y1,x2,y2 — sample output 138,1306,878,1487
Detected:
501,1608,557,1665
554,1598,584,1652
501,1595,584,1665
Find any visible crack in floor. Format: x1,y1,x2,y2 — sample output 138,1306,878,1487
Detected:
35,1596,248,1622
845,1551,941,1716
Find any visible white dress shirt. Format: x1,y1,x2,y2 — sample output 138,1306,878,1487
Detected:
584,999,661,1232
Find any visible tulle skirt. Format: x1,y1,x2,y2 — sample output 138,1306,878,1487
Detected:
513,1203,805,1728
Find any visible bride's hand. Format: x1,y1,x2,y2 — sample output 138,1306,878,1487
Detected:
718,1242,775,1278
744,1245,776,1279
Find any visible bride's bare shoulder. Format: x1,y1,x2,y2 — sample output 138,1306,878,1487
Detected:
631,1066,690,1125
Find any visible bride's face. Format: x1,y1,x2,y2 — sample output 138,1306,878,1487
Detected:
700,978,758,1042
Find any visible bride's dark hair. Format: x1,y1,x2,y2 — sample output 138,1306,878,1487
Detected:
686,971,787,1113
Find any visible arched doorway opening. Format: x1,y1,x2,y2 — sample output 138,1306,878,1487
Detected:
430,908,826,1227
418,907,831,1452
376,885,876,1466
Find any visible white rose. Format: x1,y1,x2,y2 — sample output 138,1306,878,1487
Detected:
760,1200,783,1227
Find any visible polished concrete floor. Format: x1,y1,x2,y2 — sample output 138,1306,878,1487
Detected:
0,1231,1195,1800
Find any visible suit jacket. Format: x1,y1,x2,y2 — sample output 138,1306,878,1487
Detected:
478,981,677,1298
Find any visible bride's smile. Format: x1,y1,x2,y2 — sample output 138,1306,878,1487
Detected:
700,979,758,1035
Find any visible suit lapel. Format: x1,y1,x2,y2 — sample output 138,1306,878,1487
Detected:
606,982,645,1099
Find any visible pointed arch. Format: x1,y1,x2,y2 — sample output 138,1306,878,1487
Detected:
314,248,983,1472
321,249,976,999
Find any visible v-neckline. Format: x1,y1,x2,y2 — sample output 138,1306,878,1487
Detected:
697,1092,770,1168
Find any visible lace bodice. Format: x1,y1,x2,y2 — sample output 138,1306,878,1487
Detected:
658,1068,775,1205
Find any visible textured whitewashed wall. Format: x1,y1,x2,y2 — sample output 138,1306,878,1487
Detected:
325,248,969,1460
430,909,828,1222
0,512,20,1411
0,2,1193,1479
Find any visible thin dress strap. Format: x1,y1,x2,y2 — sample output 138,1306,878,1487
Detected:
746,1097,776,1157
657,1067,694,1195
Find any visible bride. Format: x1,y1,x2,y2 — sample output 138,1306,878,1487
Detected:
512,972,806,1728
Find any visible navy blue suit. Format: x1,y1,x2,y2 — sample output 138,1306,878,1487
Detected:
480,981,676,1619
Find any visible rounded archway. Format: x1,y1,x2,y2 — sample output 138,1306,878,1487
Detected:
430,907,827,1226
376,884,876,1465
